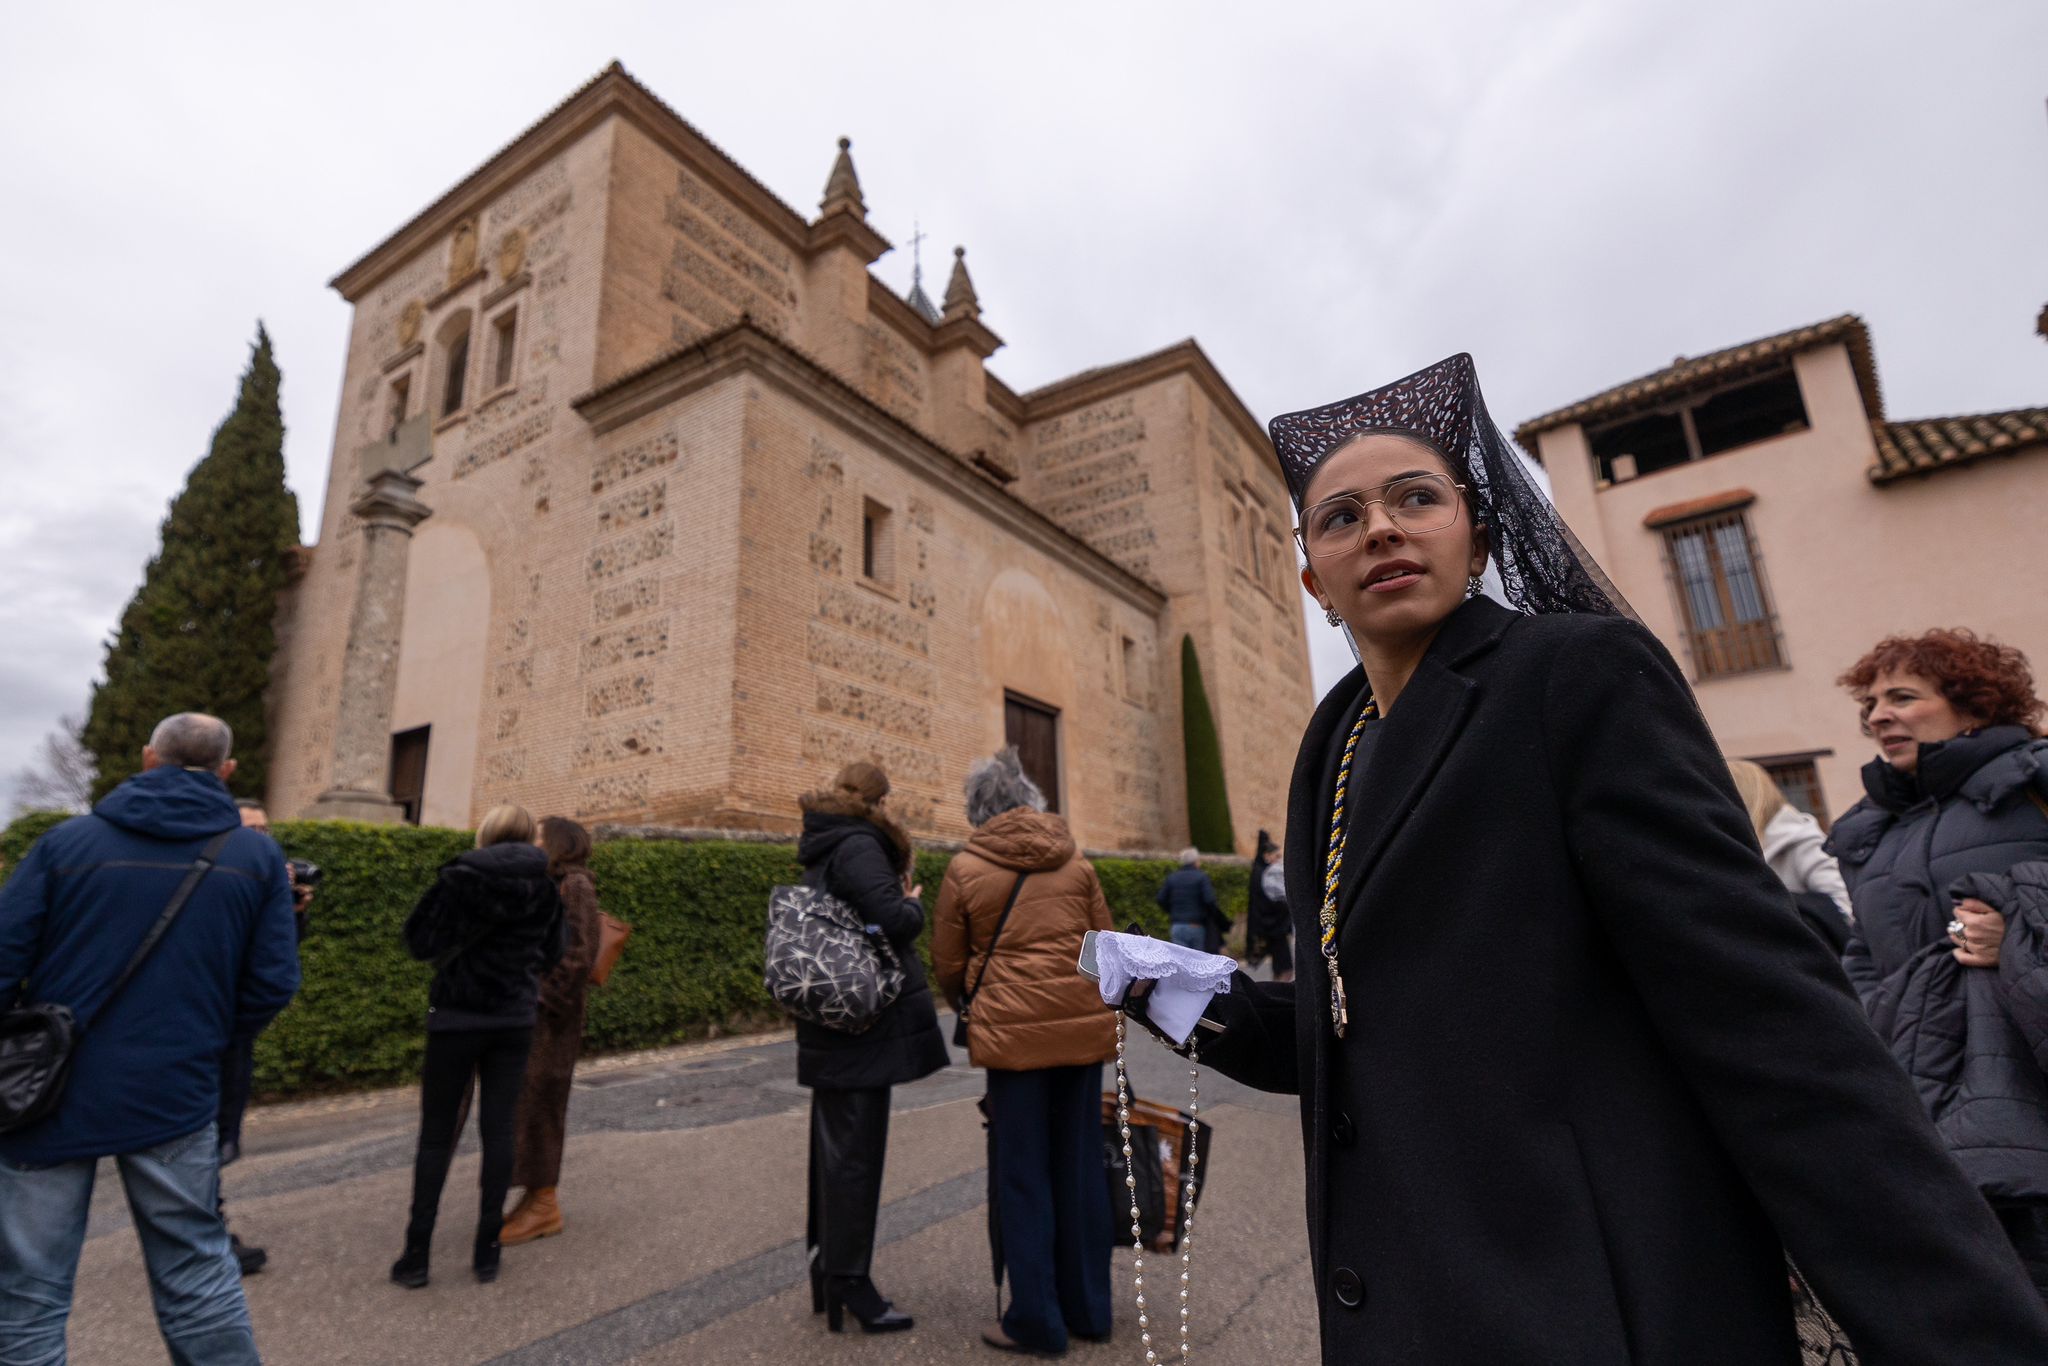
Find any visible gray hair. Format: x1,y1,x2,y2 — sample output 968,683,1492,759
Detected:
964,748,1045,827
148,713,233,770
1179,847,1200,867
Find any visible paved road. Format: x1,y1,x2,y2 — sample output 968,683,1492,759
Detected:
61,1006,1317,1365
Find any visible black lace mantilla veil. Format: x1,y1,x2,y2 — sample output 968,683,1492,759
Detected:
1269,352,1634,622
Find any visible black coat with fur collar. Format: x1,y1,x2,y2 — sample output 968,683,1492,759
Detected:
1196,596,2048,1365
404,842,566,1031
794,807,949,1090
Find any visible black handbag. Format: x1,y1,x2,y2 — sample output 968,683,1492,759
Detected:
763,883,908,1034
0,828,235,1133
953,873,1031,1048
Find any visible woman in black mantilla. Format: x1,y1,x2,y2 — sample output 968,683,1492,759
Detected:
1169,355,2048,1364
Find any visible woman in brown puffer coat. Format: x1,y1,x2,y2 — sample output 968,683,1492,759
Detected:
933,748,1115,1357
501,817,601,1246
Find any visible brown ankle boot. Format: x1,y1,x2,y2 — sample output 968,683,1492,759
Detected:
500,1187,562,1245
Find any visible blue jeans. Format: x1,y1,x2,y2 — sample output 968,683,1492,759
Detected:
986,1064,1113,1352
1169,923,1207,952
0,1124,258,1366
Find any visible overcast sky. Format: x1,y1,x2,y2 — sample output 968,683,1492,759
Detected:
3,1,2044,810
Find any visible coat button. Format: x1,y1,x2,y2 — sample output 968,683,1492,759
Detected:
1330,1266,1365,1309
1331,1111,1356,1147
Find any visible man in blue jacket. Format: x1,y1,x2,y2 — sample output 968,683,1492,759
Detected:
0,713,299,1365
1156,848,1224,952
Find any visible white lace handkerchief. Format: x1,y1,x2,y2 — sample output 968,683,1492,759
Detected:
1091,932,1235,1046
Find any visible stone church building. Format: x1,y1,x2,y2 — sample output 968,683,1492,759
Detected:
266,63,1313,852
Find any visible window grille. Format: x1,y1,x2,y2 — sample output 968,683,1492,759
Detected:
1660,509,1783,678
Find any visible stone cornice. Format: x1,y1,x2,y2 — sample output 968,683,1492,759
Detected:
571,322,1166,615
865,275,938,347
931,312,1003,360
807,206,891,264
330,63,815,301
1022,338,1275,468
986,375,1026,423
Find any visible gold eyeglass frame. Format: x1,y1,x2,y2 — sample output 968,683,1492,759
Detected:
1292,475,1470,560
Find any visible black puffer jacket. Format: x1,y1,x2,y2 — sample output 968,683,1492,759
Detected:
404,842,566,1031
1829,727,2048,1002
1863,860,2048,1201
794,810,949,1090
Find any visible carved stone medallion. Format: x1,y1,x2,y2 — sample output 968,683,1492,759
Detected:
496,228,528,281
449,219,479,285
397,300,425,348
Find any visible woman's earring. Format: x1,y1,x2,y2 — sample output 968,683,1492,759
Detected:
1324,607,1342,627
1466,576,1485,599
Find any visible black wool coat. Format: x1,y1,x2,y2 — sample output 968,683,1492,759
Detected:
794,812,950,1091
1196,597,2048,1365
403,842,566,1032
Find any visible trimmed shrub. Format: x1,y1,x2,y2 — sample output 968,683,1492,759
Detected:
1,812,1249,1099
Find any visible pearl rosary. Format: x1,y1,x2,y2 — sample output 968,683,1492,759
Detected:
1115,1011,1201,1362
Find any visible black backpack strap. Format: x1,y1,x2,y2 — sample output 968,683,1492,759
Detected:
82,827,237,1032
961,873,1031,1014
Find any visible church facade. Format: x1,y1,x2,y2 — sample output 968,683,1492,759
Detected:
265,63,1313,853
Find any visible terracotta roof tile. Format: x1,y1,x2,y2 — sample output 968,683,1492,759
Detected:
1869,408,2048,483
1515,315,1883,450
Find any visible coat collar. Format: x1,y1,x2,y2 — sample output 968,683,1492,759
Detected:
1285,597,1520,944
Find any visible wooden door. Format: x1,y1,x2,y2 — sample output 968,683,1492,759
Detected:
1003,693,1061,813
388,726,430,826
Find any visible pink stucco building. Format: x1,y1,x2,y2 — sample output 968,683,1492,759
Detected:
1517,315,2047,822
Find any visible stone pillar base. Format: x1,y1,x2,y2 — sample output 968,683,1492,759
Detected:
305,788,408,824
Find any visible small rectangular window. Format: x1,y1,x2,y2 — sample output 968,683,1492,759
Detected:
1661,510,1783,679
861,497,894,585
1120,634,1143,702
492,310,517,389
442,333,469,417
387,375,410,439
1761,757,1829,827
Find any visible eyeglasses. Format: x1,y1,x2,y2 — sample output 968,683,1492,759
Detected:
1294,474,1466,559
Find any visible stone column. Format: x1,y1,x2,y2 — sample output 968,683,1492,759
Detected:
307,468,433,822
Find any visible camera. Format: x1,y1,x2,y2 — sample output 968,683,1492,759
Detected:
287,859,323,887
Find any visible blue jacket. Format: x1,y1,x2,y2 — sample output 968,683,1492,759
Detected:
0,766,300,1163
1156,866,1219,927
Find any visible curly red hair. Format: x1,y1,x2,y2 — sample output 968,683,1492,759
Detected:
1838,629,2045,734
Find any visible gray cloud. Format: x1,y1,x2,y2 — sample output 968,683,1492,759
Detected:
3,1,2042,808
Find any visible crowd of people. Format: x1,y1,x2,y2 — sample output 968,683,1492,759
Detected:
1,346,2046,1362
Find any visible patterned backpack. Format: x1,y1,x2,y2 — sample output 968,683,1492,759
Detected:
763,884,906,1033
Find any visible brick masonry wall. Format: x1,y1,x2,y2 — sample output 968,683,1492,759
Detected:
269,82,1314,855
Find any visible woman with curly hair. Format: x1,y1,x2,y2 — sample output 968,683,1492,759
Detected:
1828,629,2048,1296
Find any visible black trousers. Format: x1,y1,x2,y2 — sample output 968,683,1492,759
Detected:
807,1086,891,1280
407,1026,533,1245
986,1064,1113,1352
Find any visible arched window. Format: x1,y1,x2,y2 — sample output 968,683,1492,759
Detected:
436,310,474,418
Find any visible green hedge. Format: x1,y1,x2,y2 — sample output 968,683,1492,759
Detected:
1,813,1246,1099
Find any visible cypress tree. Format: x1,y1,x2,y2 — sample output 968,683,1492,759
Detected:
1180,634,1236,853
82,326,300,799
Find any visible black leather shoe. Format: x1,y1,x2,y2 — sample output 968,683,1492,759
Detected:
231,1234,268,1277
390,1236,430,1289
824,1276,913,1334
473,1234,502,1284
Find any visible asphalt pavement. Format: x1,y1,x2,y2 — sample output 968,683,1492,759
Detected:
58,999,1317,1365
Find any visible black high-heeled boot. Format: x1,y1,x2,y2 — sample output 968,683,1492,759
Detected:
390,1228,431,1289
809,1249,825,1314
824,1275,913,1334
473,1231,502,1284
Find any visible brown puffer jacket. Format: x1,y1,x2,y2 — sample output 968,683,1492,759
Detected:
933,808,1116,1071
